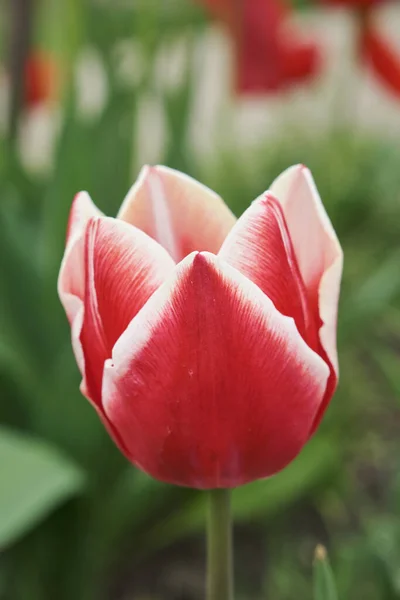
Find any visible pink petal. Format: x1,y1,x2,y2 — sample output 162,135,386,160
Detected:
270,165,343,430
219,193,319,352
103,252,329,489
81,217,175,406
117,165,236,261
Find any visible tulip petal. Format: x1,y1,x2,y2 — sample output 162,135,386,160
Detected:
58,196,175,461
81,217,176,405
103,252,329,489
219,193,319,352
66,191,102,248
270,165,343,430
117,165,236,261
58,192,101,369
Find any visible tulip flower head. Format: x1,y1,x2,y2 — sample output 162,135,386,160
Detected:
58,165,342,489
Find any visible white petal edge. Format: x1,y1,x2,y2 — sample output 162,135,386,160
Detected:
66,191,102,249
270,164,343,374
117,165,236,260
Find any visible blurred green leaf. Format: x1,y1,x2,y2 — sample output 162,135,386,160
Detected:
102,469,171,539
313,545,338,600
369,345,400,403
144,435,341,552
0,426,85,548
339,250,400,342
37,0,85,80
0,209,53,370
363,515,400,596
40,93,136,332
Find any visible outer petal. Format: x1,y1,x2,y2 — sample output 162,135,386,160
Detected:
80,216,176,406
270,165,343,431
103,252,329,489
58,193,132,455
219,193,319,352
117,165,236,261
66,191,102,249
58,192,101,369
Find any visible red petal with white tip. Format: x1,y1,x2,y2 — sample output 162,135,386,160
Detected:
117,165,236,261
66,191,102,248
81,217,175,406
103,252,329,489
219,193,319,352
270,165,343,431
58,192,101,369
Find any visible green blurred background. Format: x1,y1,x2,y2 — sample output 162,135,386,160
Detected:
1,1,400,599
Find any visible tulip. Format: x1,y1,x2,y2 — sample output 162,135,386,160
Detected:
24,52,57,108
360,13,400,100
58,164,342,491
322,0,400,99
196,0,321,93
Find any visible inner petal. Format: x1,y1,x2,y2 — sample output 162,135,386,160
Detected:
219,193,319,352
117,165,236,260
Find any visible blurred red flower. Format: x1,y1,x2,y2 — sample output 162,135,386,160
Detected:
197,0,321,93
58,165,342,489
24,52,57,107
323,0,400,99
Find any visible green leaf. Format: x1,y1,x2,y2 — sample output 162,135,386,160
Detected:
313,545,338,600
0,427,86,548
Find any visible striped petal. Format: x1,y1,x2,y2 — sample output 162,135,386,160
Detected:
103,252,329,489
58,192,101,371
117,165,236,261
219,193,319,352
66,191,102,249
80,217,175,407
270,165,343,431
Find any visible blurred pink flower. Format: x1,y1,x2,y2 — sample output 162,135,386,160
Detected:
58,165,342,489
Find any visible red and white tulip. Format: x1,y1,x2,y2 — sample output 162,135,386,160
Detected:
58,165,342,489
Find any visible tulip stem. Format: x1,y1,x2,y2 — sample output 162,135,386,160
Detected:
206,488,234,600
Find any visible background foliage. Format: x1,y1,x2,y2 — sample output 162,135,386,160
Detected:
1,1,400,599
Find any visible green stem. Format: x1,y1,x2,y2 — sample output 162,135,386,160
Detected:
206,489,234,600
